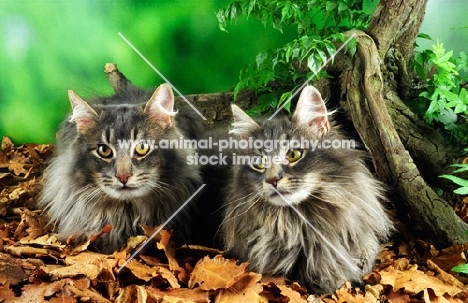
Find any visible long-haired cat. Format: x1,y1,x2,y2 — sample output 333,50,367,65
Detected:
221,85,393,293
39,83,203,253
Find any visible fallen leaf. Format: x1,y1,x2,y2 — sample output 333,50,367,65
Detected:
156,229,180,271
276,284,308,303
380,265,465,298
384,289,411,303
0,252,28,285
427,259,466,290
115,285,159,303
215,272,263,303
149,287,210,303
188,255,249,290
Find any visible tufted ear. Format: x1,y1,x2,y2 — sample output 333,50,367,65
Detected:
68,90,98,134
292,85,330,136
144,83,177,128
229,104,259,139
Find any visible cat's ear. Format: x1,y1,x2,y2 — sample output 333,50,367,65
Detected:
144,83,177,127
68,90,98,133
229,104,259,139
292,85,330,135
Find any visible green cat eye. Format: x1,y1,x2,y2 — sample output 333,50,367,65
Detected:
286,149,302,163
97,144,113,158
251,155,266,170
135,142,150,157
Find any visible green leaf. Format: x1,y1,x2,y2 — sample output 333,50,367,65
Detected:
337,2,348,13
452,264,468,273
418,32,433,40
439,174,468,187
450,164,468,174
281,1,292,21
256,51,268,69
439,90,460,102
325,1,337,12
454,187,468,195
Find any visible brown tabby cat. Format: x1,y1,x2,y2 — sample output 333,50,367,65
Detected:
39,83,203,253
220,85,393,293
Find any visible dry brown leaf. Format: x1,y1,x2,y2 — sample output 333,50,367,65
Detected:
115,285,160,303
5,278,98,303
0,282,16,302
332,282,372,303
64,251,107,266
121,235,147,253
4,245,61,259
158,265,181,289
215,272,263,303
429,244,468,273
20,233,65,250
14,210,46,241
149,287,211,303
156,229,180,271
427,259,466,290
139,254,162,267
384,289,411,303
62,284,112,303
101,258,119,300
124,259,155,282
44,263,101,280
394,258,410,271
380,265,465,298
276,284,308,303
5,280,64,303
188,255,249,290
0,252,29,285
1,136,14,152
364,284,384,302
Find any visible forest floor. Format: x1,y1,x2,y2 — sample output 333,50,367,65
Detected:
1,136,468,303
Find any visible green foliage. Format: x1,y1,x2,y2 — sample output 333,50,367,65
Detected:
440,164,468,195
217,0,373,115
451,263,468,274
412,39,468,144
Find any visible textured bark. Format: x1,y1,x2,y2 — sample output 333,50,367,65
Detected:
342,30,467,248
367,0,429,100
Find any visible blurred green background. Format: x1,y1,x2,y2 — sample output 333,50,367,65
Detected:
0,0,297,144
0,0,466,144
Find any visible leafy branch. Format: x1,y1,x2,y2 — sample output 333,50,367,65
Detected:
412,39,468,145
217,0,370,115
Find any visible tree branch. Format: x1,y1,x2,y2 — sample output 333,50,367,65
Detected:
343,30,468,248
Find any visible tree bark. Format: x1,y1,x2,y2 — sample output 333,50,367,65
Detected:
339,0,467,247
342,30,467,248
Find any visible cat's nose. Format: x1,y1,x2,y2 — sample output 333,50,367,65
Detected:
265,176,282,188
116,173,133,184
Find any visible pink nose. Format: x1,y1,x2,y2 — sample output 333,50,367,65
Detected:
116,173,132,184
266,177,279,188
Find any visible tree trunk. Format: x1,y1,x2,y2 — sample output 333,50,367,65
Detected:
339,0,468,248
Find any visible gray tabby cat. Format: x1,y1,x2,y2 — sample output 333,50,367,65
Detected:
221,85,393,293
39,83,202,253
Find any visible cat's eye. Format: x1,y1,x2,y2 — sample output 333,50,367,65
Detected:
286,149,303,163
134,142,150,157
97,144,113,158
251,155,266,170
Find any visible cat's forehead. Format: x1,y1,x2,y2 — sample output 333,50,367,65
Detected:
97,105,148,141
257,118,296,138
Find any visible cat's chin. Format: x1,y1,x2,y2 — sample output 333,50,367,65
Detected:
266,189,310,206
104,187,150,200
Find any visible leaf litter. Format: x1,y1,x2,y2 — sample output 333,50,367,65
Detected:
1,136,468,302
